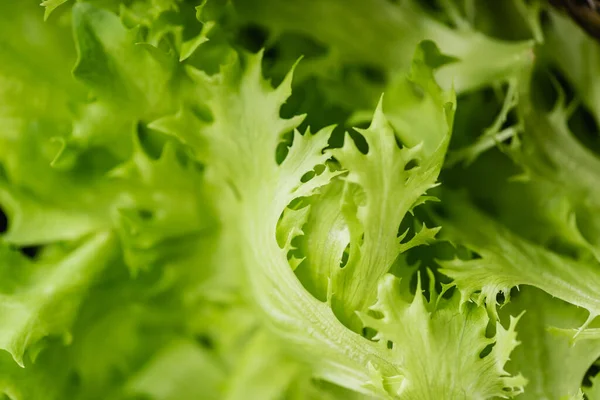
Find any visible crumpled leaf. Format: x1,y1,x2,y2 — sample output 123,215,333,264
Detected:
233,0,535,93
295,42,456,329
72,2,178,113
110,131,214,271
0,232,118,366
360,274,526,399
124,339,226,400
437,193,600,323
500,287,600,400
513,88,600,261
545,9,600,126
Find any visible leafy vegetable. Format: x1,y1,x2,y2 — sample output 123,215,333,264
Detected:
1,0,600,398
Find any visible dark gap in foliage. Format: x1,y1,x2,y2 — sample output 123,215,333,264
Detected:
300,170,316,183
448,88,500,151
409,270,420,297
327,125,350,150
339,243,350,268
262,46,280,71
430,202,448,219
404,159,420,171
582,359,600,387
195,334,215,350
268,33,328,63
441,284,455,299
496,291,506,305
0,206,7,233
348,128,369,155
138,209,154,220
551,66,577,102
279,79,351,135
289,236,304,256
275,142,290,165
20,246,42,259
418,270,432,302
569,105,600,156
393,132,404,149
398,213,415,243
530,67,562,113
314,163,326,175
366,309,384,320
298,162,328,183
261,33,329,87
68,371,82,388
418,0,444,14
574,207,600,260
412,204,437,230
473,1,535,40
418,0,464,30
190,103,214,123
533,67,578,113
286,34,328,58
405,241,457,271
539,6,553,29
362,327,378,341
137,122,169,160
472,196,499,218
419,264,454,301
386,340,394,350
357,64,387,85
546,238,582,260
503,108,519,132
508,286,521,300
174,147,191,169
74,147,122,179
179,2,204,40
287,196,311,211
236,23,269,53
276,130,294,165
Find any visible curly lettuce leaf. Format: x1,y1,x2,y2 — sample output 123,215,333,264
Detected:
193,51,383,393
0,344,75,400
0,1,573,398
500,287,600,400
544,9,600,126
233,0,534,94
0,232,118,366
179,42,525,397
123,339,226,400
513,92,600,261
288,43,455,330
360,274,525,399
437,193,600,325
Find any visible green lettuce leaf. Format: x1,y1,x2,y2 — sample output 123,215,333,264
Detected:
233,0,534,93
0,232,118,366
500,287,600,399
544,9,600,126
183,42,524,397
360,274,526,398
437,193,600,324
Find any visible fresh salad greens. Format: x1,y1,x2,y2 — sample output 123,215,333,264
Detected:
1,0,600,399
